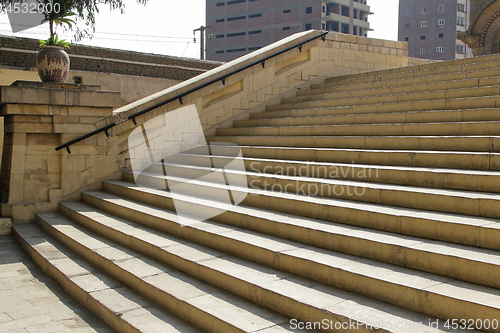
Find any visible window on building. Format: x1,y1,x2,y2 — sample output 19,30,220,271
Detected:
436,46,445,53
341,23,349,34
456,44,465,54
404,36,409,41
342,6,350,17
420,35,426,40
422,7,427,14
438,19,445,26
249,13,262,18
305,23,312,30
216,2,224,7
421,21,427,28
457,18,465,26
322,23,326,30
439,33,444,38
227,16,246,21
248,30,261,34
227,0,245,4
227,32,246,37
404,23,410,29
438,4,444,12
283,26,291,30
458,3,466,12
331,21,339,32
322,6,326,13
405,9,410,16
420,48,426,54
306,6,312,14
216,18,225,23
227,48,246,52
283,9,291,13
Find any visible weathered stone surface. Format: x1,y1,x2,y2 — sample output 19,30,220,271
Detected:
0,218,12,235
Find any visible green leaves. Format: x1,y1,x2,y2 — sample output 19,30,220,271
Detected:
39,34,71,49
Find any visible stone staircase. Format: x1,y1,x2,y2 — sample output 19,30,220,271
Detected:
13,54,500,332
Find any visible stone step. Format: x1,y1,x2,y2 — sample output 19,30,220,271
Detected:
313,64,500,91
202,144,500,171
266,90,500,112
34,212,297,333
76,189,498,332
239,109,500,128
125,161,500,219
218,121,500,137
208,135,500,152
113,176,500,251
304,72,498,96
56,200,453,333
291,80,500,104
262,96,500,118
252,103,500,121
322,55,500,85
99,180,500,291
12,223,203,333
312,69,500,93
149,153,500,192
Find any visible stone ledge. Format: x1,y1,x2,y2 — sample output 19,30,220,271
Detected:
10,80,101,91
0,81,121,109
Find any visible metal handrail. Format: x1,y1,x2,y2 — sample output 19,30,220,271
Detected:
55,31,328,153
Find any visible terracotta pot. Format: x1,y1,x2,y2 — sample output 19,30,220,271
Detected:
36,46,70,83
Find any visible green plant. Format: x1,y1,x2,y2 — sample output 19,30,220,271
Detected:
39,34,71,49
37,0,75,48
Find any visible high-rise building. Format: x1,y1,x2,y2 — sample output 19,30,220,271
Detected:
398,0,471,60
206,0,372,62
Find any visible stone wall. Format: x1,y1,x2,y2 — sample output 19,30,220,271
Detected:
0,35,222,81
0,82,122,221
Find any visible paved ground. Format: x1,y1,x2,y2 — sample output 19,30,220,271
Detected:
0,235,114,333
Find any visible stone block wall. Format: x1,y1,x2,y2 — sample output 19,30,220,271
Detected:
0,35,222,81
0,82,122,221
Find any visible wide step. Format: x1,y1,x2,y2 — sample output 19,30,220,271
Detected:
13,222,203,333
33,212,297,333
75,186,493,332
55,200,455,333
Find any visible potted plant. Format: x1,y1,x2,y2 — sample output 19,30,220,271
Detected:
1,0,150,83
36,1,75,83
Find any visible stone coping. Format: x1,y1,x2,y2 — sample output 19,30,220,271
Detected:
111,30,320,121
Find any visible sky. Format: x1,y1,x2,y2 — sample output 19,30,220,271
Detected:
0,0,400,59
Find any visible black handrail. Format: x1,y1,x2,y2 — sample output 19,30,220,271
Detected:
55,123,116,153
55,31,328,153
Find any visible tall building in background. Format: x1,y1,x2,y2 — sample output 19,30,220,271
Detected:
206,0,372,62
398,0,471,60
